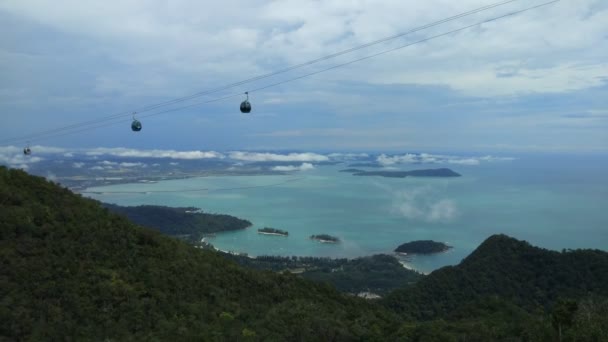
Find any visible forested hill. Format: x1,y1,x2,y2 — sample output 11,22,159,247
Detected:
384,234,608,320
2,166,608,341
0,167,399,340
103,203,251,242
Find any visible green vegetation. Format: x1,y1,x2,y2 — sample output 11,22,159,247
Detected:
339,168,366,173
2,166,607,341
310,234,340,243
226,254,424,296
395,240,452,254
257,227,288,236
0,167,398,340
384,234,608,320
352,168,461,178
104,203,251,243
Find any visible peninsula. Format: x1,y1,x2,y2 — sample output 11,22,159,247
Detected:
258,227,289,236
310,234,340,243
339,168,366,173
352,168,461,178
395,240,452,255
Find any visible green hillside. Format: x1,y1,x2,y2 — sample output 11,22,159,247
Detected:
103,203,252,243
2,166,607,341
0,167,398,340
384,234,608,320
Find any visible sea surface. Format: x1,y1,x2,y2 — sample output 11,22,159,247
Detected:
85,154,608,273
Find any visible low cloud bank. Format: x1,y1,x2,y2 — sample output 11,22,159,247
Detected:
86,148,223,160
272,163,315,172
229,152,328,162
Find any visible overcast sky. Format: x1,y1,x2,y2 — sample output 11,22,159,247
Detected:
1,0,607,153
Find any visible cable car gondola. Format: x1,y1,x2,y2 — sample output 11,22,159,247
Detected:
131,112,142,132
240,92,251,113
23,141,31,155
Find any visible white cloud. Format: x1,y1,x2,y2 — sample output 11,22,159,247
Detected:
89,166,104,170
85,148,224,159
119,162,146,168
0,146,44,167
272,162,315,172
72,162,85,168
392,187,459,223
229,151,329,162
99,160,117,165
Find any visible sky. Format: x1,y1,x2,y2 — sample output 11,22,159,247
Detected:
1,0,607,153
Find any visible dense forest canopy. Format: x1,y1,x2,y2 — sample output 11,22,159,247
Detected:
104,203,251,242
394,240,452,254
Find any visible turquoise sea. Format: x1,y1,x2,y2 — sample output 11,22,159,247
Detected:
85,154,608,273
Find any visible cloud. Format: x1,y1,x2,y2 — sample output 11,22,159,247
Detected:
0,146,44,168
99,160,117,165
1,1,607,152
377,153,515,166
272,163,315,172
85,148,224,159
229,151,329,162
392,187,459,223
119,162,146,168
72,162,85,168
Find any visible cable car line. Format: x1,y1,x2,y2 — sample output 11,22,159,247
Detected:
2,0,558,145
0,0,531,145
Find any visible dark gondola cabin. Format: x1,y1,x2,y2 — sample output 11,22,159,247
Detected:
240,92,251,113
23,147,31,155
131,119,142,132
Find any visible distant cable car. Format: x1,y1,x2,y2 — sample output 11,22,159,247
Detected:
131,112,142,132
240,92,251,113
23,142,31,155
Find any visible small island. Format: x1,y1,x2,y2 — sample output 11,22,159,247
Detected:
339,168,366,173
310,234,340,244
258,227,289,237
394,240,452,255
352,168,461,178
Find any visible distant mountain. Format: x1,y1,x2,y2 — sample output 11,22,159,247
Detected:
339,168,366,173
347,162,383,168
352,168,461,178
384,234,608,320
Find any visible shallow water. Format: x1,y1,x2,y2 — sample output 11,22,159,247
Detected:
85,154,608,273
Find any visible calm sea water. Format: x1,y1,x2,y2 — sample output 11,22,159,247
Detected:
85,154,608,273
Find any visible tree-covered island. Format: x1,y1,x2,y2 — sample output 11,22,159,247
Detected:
310,234,340,243
353,168,461,178
394,240,452,255
258,227,289,236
